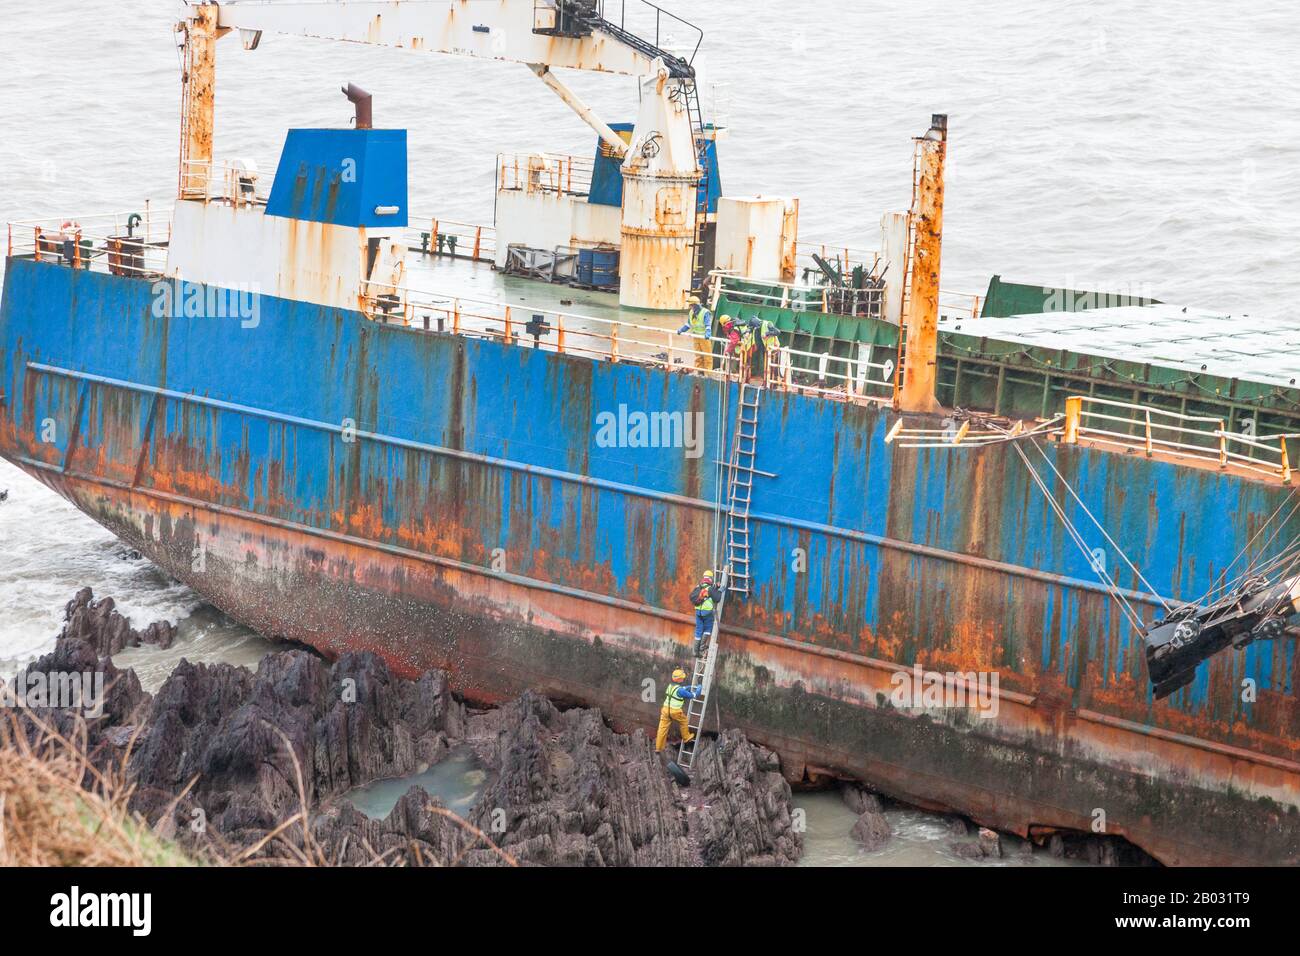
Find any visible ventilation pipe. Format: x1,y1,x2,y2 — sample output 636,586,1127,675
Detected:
342,83,373,129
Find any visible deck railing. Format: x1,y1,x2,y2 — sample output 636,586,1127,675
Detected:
497,152,596,197
179,159,268,206
1063,395,1297,483
594,0,704,65
404,217,497,263
359,279,896,402
6,209,172,279
939,289,983,320
713,270,885,319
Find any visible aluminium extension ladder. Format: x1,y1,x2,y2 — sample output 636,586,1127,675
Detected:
676,383,764,771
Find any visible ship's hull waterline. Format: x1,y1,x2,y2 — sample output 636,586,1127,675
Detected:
4,259,1299,865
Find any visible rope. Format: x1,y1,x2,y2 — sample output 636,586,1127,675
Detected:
709,371,728,572
1008,440,1146,632
1025,437,1170,611
1197,489,1300,607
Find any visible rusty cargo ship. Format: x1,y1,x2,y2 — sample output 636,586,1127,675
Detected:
4,1,1300,866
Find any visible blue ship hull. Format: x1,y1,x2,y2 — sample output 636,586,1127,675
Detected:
4,256,1299,864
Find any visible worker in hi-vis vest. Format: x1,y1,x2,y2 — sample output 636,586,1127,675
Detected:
656,668,703,753
759,318,782,384
736,317,758,381
677,294,714,371
690,569,722,658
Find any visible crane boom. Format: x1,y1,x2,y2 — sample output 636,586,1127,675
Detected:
210,0,666,76
177,0,711,310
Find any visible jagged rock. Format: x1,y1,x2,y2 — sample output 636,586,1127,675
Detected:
60,587,176,656
686,731,802,866
18,595,804,867
307,699,802,867
947,826,1003,860
978,826,1002,858
311,787,471,866
840,781,885,816
945,815,971,837
463,691,692,866
128,649,462,849
13,636,149,763
850,804,892,851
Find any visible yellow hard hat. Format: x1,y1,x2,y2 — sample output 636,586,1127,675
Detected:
672,668,687,682
702,569,714,580
688,295,701,304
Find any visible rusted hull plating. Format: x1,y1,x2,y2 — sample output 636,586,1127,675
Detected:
4,259,1300,865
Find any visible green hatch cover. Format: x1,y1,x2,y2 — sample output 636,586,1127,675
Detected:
980,274,1161,319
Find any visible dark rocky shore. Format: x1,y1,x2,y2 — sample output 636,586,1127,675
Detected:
13,589,1156,866
17,591,802,866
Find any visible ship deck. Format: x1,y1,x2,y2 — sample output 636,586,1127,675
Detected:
947,303,1300,391
9,202,1299,485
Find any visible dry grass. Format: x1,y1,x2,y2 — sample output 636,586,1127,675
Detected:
0,708,198,866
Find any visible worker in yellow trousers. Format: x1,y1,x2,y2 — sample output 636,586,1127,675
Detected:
655,668,703,752
677,294,715,371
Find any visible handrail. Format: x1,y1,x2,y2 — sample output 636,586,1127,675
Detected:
595,0,703,67
497,152,595,197
714,270,884,318
939,289,983,320
6,219,171,279
1063,395,1296,483
179,159,268,206
405,216,497,263
359,279,896,403
714,269,981,324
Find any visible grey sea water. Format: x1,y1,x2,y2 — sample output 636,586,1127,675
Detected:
1,0,1296,864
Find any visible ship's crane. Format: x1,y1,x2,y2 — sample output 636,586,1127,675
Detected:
178,0,717,306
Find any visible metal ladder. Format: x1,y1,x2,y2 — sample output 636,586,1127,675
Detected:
682,77,712,290
676,579,724,771
724,382,762,597
675,384,764,770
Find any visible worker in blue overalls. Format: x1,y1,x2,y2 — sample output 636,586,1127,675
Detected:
690,569,722,658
